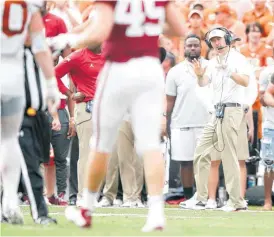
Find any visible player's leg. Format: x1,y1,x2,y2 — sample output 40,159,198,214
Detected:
130,58,165,232
83,63,129,211
65,62,129,227
0,96,25,224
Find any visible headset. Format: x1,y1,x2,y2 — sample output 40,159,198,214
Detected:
205,27,233,49
204,27,233,153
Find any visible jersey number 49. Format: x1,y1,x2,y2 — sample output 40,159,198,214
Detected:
114,0,165,37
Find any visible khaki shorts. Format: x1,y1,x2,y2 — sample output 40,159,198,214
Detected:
211,113,248,161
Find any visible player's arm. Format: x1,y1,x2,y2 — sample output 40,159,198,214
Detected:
164,1,186,37
71,18,92,34
51,2,114,50
59,19,72,58
73,2,114,49
29,11,54,79
28,11,60,113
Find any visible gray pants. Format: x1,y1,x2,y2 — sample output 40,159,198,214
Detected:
69,136,79,200
49,109,70,194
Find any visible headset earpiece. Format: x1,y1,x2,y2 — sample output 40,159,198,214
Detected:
205,31,212,49
205,27,232,49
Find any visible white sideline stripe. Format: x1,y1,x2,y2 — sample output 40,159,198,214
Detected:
21,206,274,213
22,212,229,220
26,205,274,213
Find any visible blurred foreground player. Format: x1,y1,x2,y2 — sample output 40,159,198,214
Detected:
17,45,58,225
0,0,60,224
50,0,186,231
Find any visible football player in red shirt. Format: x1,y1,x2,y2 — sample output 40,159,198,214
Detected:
55,45,104,203
51,0,186,231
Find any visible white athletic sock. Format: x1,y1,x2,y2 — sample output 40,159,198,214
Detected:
148,195,164,214
83,188,98,211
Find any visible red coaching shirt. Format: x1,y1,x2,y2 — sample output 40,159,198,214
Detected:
97,0,169,62
55,48,104,102
43,13,68,37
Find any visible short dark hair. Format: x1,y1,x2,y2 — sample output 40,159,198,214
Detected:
159,47,166,63
184,34,201,43
245,22,264,35
165,52,176,67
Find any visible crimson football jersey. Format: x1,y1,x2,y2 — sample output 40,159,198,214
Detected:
97,0,169,62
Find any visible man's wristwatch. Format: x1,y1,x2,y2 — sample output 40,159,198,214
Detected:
163,112,167,117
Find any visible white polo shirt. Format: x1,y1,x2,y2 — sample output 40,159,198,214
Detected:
204,49,250,105
165,58,211,129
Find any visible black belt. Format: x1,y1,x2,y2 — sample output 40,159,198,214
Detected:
214,103,241,109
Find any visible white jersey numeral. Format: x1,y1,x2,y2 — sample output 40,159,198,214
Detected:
114,0,165,37
2,0,28,37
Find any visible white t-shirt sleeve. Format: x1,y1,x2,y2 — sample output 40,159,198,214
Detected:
165,67,177,96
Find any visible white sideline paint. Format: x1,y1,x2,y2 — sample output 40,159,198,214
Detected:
22,206,274,213
23,212,230,220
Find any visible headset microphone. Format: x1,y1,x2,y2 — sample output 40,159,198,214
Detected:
217,45,227,50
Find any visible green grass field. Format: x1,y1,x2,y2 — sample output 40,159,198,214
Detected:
1,206,274,236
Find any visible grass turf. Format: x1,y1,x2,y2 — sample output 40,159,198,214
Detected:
1,206,274,236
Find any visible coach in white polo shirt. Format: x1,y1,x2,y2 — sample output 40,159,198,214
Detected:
192,27,249,211
166,34,210,200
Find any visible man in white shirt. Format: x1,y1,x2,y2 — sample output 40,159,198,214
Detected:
207,62,257,209
166,34,210,200
259,65,274,211
192,27,249,211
